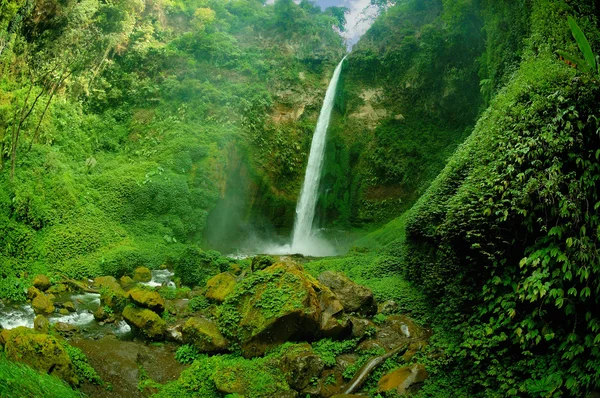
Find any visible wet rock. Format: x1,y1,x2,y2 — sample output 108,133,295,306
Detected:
63,301,76,312
119,276,136,290
335,354,359,373
59,308,70,315
33,275,51,291
27,286,42,300
54,322,79,337
3,327,78,385
219,261,334,357
205,272,236,303
280,343,324,390
317,271,376,315
357,339,386,353
133,267,152,283
96,276,128,312
93,306,110,322
32,293,55,315
128,287,165,313
182,317,228,353
34,315,49,333
122,305,166,341
318,290,349,337
377,364,428,395
251,255,275,272
378,300,399,315
350,317,377,339
385,315,423,339
166,324,183,343
320,369,345,398
47,283,68,294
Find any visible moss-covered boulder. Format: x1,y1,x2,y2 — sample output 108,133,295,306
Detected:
34,315,49,333
95,276,128,312
63,301,76,312
128,287,165,313
2,327,78,385
205,272,236,303
122,305,166,341
279,343,324,390
182,317,228,353
218,261,341,357
132,267,152,283
212,358,295,397
317,271,377,315
377,364,428,394
31,293,55,315
32,275,51,291
119,275,135,290
251,255,275,272
27,286,41,300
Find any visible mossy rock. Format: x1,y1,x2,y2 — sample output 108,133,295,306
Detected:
279,343,324,390
34,315,49,333
212,358,295,397
182,317,228,353
31,293,55,315
46,283,68,294
317,271,377,315
128,287,165,313
251,255,275,272
122,305,166,341
132,267,152,283
205,272,236,303
119,275,136,290
32,275,51,291
96,276,128,312
27,286,42,300
3,327,78,386
218,261,339,357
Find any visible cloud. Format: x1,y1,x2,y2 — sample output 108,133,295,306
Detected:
341,0,377,48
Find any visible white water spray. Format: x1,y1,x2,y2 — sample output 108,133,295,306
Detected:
290,57,346,256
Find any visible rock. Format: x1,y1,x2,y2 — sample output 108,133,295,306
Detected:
54,322,79,337
59,308,69,315
120,275,136,289
27,286,42,300
182,317,228,353
122,305,166,340
32,293,55,315
385,315,424,339
166,324,183,343
330,395,364,398
350,317,377,339
213,361,296,397
3,327,78,385
377,364,428,395
280,343,324,390
94,306,110,321
32,274,51,291
251,255,275,272
403,341,427,362
219,261,337,357
34,315,49,333
335,354,358,373
320,369,344,398
205,272,237,303
96,276,128,312
133,267,152,283
378,300,399,315
318,290,349,337
47,283,68,294
63,301,76,312
128,287,165,313
317,271,377,315
357,339,386,353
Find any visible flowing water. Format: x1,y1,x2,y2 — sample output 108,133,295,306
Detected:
289,57,346,256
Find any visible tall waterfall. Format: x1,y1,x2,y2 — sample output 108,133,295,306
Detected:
291,57,345,255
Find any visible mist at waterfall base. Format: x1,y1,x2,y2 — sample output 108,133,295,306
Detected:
205,58,346,258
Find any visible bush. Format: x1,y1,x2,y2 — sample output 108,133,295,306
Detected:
174,247,229,287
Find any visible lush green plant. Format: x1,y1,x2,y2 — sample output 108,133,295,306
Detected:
0,353,84,398
557,16,599,75
311,338,359,367
62,344,103,385
188,295,211,312
174,344,201,365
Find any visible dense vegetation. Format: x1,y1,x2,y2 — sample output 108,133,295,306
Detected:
2,0,600,396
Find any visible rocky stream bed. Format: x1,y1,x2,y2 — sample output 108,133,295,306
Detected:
0,257,431,397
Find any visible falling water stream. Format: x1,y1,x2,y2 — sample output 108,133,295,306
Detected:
290,57,346,256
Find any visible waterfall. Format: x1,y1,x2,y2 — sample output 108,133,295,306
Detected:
290,57,345,255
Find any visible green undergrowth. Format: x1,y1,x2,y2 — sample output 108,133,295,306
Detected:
0,352,84,398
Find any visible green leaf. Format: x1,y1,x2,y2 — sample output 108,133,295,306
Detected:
567,16,597,73
556,50,590,73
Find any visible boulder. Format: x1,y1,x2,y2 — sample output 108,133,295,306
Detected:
63,301,76,312
317,271,377,315
3,327,78,385
119,275,136,290
279,343,324,390
377,364,428,395
251,255,275,272
34,315,49,333
318,289,349,337
335,354,359,373
319,369,345,398
350,317,377,338
95,276,128,312
219,261,337,357
128,287,165,313
32,293,55,315
182,317,228,353
384,315,426,339
54,322,79,337
133,267,152,283
205,272,236,303
47,283,68,294
122,305,165,340
93,306,110,322
32,275,51,291
27,286,42,300
59,308,69,315
378,300,399,315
